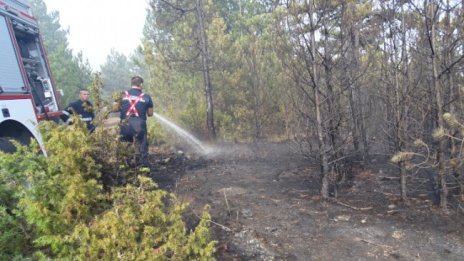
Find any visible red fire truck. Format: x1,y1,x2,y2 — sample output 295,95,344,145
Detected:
0,0,62,152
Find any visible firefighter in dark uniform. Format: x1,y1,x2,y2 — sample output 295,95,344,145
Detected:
119,76,153,167
61,88,95,132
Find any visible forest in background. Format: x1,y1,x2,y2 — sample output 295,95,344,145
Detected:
31,0,464,211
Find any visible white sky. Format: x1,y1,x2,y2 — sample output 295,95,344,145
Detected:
42,0,149,70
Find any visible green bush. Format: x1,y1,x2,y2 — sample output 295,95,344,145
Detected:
147,117,172,146
0,120,216,260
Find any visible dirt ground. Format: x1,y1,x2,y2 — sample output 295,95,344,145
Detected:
148,142,464,261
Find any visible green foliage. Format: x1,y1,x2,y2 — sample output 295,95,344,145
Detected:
87,72,137,186
183,207,216,260
178,94,208,138
432,127,446,141
144,0,288,141
88,72,105,111
20,122,103,257
443,113,462,130
392,112,464,173
0,206,30,259
74,176,216,260
390,151,415,164
0,146,34,259
147,118,172,146
0,121,216,260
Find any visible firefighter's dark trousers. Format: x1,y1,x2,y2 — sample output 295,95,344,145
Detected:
120,117,149,166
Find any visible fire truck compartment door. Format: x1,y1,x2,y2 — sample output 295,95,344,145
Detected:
0,15,26,93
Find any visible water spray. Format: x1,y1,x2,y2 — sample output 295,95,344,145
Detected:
152,112,212,155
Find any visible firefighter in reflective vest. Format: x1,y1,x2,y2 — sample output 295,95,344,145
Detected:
119,76,154,167
61,88,95,132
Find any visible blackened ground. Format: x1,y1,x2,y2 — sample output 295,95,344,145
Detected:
148,143,464,261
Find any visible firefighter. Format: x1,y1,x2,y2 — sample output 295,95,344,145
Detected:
61,88,95,132
119,76,154,167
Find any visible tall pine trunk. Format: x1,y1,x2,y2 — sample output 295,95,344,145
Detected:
343,2,368,160
308,2,329,199
427,1,448,211
195,0,216,140
399,3,410,201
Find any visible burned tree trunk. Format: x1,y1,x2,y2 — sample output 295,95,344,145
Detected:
342,2,368,160
426,0,448,210
195,0,216,140
308,3,330,199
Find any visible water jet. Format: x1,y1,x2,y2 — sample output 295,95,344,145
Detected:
152,112,212,155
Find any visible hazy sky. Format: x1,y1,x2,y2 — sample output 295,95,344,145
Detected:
43,0,149,70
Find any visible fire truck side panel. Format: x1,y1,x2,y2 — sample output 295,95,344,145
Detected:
0,97,43,149
0,0,62,153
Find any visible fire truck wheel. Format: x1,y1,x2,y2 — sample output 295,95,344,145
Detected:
0,137,16,153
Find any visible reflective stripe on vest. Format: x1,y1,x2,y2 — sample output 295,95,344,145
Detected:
124,91,145,117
